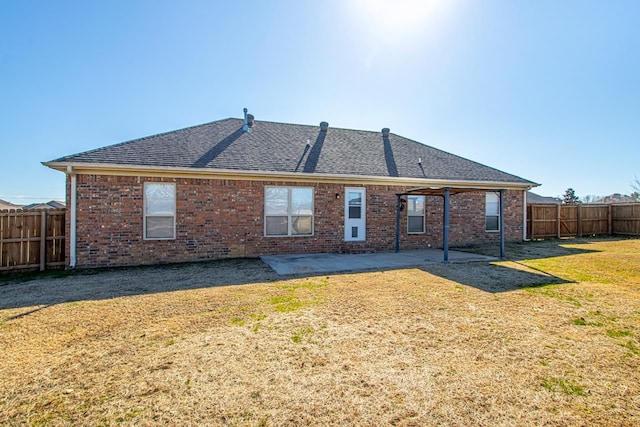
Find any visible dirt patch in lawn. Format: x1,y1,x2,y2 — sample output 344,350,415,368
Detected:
1,238,639,426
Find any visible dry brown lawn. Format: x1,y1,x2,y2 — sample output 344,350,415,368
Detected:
1,237,639,426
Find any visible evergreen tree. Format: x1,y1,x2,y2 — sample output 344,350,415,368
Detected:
562,188,580,204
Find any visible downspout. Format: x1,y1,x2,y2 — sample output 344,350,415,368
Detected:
499,189,505,259
523,189,528,241
443,188,450,263
67,165,77,268
395,194,402,253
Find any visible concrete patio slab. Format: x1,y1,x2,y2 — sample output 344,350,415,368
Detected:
261,249,497,275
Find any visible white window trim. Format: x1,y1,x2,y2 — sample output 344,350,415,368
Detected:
407,195,426,234
485,192,500,233
264,186,314,237
143,182,176,240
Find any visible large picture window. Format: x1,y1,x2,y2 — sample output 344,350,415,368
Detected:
485,192,500,232
407,195,425,233
144,182,176,239
265,187,313,236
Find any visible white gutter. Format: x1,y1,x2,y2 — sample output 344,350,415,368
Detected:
43,161,538,191
67,165,77,268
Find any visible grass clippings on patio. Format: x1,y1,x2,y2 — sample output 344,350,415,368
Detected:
1,238,639,426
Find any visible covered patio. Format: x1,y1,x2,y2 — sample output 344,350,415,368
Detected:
395,187,508,262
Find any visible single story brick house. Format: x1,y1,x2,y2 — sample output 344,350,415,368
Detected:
44,110,538,268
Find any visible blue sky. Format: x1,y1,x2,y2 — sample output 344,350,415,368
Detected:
1,0,638,204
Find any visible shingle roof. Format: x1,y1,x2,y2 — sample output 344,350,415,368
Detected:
49,117,535,185
22,200,66,210
0,199,22,210
527,191,561,204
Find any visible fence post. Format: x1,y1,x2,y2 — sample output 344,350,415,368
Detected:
608,204,612,235
577,205,582,238
528,205,533,240
40,210,46,271
557,204,561,238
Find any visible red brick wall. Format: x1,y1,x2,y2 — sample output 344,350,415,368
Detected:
66,174,525,267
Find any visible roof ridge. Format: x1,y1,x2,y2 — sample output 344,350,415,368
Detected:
248,117,391,136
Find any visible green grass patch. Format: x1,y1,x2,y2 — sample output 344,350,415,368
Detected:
524,285,582,307
119,407,144,422
572,317,603,327
250,313,267,333
541,377,587,396
621,340,640,355
267,279,328,313
291,326,314,343
277,279,328,292
572,317,587,326
607,329,632,338
268,294,303,313
230,317,246,326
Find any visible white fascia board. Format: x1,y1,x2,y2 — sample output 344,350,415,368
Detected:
42,161,537,190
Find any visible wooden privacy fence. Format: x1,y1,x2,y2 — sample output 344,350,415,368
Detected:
0,209,65,272
527,203,640,239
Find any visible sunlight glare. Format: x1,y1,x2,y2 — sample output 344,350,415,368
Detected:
348,0,451,67
357,0,440,31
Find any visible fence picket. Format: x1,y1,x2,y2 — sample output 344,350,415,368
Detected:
527,203,640,239
0,209,65,272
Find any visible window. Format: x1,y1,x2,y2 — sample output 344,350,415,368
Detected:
144,182,176,239
485,192,500,232
265,187,313,236
407,195,425,233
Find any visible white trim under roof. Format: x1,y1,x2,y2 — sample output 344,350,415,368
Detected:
42,161,538,191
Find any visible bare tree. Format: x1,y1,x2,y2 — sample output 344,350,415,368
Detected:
633,176,640,193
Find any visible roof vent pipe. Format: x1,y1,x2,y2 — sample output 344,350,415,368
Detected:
242,108,249,132
320,121,329,132
382,128,390,138
247,114,255,127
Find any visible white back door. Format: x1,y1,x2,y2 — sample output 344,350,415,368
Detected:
344,188,366,241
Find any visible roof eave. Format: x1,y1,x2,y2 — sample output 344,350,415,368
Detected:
42,161,538,190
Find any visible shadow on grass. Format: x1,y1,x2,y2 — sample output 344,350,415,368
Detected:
438,236,640,293
452,236,616,261
0,258,280,314
419,261,572,293
435,237,625,292
1,237,625,314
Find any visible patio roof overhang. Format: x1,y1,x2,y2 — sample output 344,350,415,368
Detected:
396,186,501,196
395,186,510,262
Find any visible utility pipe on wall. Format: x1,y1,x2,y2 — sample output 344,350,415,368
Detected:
523,189,528,241
443,188,450,263
499,189,505,259
67,166,77,268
